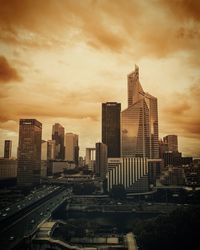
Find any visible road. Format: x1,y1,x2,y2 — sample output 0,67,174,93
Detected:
0,187,71,250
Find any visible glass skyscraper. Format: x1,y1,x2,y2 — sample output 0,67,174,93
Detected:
17,119,42,186
52,123,65,160
102,102,121,158
121,65,159,158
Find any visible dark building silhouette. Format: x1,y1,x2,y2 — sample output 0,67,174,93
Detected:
4,140,12,159
95,142,107,178
17,119,42,187
52,123,65,160
102,102,121,158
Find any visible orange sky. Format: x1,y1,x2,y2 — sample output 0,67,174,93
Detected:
0,0,199,157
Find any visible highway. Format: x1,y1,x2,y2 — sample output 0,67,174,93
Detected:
0,186,71,250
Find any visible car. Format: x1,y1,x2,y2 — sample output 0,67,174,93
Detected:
2,213,7,217
9,236,14,241
40,212,43,216
5,207,10,211
31,219,35,224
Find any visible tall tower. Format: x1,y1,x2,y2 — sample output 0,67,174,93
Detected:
65,133,79,166
95,142,107,178
102,102,121,158
4,140,12,159
52,123,65,160
121,65,159,158
17,119,42,187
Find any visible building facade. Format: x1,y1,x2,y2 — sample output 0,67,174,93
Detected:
102,102,121,158
95,142,107,178
85,147,96,171
17,119,42,187
121,65,159,159
4,140,12,159
65,133,79,165
0,159,17,178
107,157,149,192
52,123,65,160
163,135,178,152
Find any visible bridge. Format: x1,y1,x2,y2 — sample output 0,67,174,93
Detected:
0,186,72,250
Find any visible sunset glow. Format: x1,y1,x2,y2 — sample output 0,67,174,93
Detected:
0,0,199,157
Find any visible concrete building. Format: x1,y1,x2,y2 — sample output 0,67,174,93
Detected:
17,119,42,187
163,135,178,152
65,133,79,166
102,102,121,158
85,148,96,171
95,142,107,178
121,65,159,159
160,166,185,186
52,123,65,160
107,157,149,193
0,158,17,178
4,140,12,159
41,140,56,161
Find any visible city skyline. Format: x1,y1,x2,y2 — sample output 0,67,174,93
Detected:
0,0,200,157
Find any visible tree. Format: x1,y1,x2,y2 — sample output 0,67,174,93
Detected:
110,184,126,200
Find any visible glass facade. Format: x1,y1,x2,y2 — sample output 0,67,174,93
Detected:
52,123,65,160
102,102,121,158
122,66,159,158
17,119,42,186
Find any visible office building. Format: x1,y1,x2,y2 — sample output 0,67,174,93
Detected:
121,65,159,158
17,119,42,187
85,147,96,171
4,140,12,159
0,158,17,178
107,157,149,192
163,135,178,152
52,123,65,160
65,133,79,165
95,142,107,178
102,102,121,158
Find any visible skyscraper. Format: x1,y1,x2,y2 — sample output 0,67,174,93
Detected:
121,65,159,158
52,123,65,160
102,102,121,158
17,119,42,187
95,142,107,178
65,133,79,165
4,140,12,159
163,135,178,152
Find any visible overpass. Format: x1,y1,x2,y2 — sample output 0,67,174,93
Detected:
0,186,72,250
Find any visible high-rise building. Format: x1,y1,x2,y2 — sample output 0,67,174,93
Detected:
4,140,12,159
52,123,65,160
102,102,121,158
121,65,159,158
0,158,17,178
17,119,42,187
163,135,178,152
47,140,56,160
85,147,96,171
95,142,107,178
65,133,79,165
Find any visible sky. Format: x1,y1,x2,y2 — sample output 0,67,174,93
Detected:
0,0,199,158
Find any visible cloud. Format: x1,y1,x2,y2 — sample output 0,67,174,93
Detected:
163,82,200,139
0,56,22,83
0,0,199,64
160,0,200,22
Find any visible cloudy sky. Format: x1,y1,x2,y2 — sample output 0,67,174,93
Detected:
0,0,199,157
